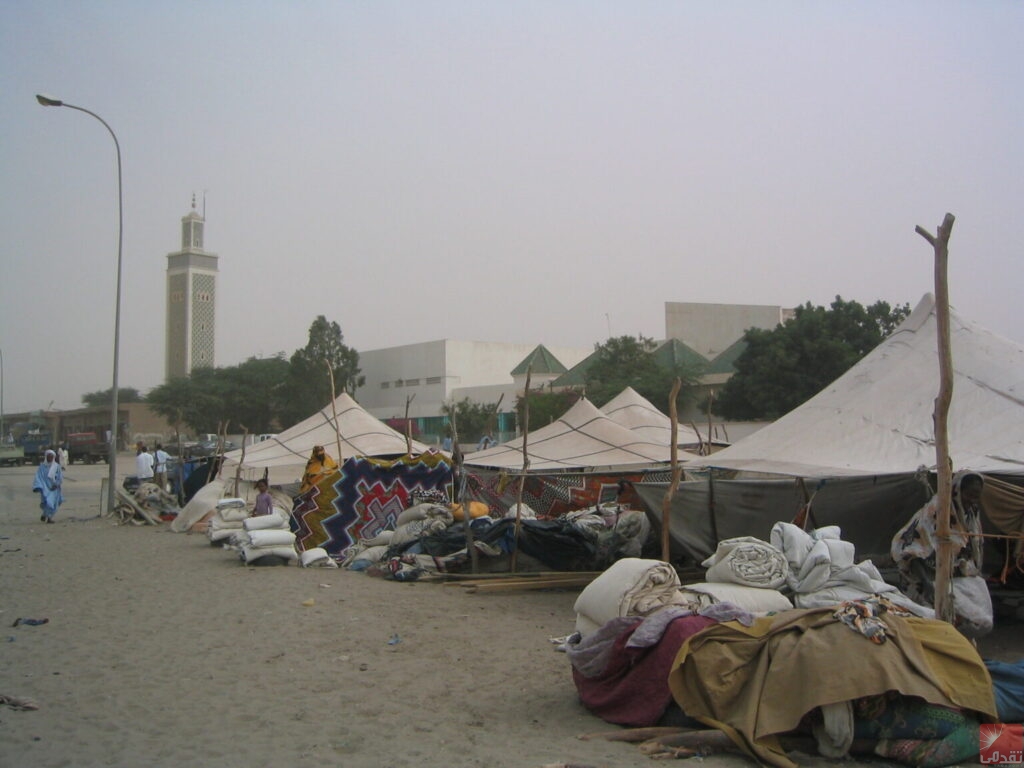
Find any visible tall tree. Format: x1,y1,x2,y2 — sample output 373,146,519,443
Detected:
714,296,910,420
584,335,703,414
278,316,364,428
441,398,501,444
146,376,223,435
515,389,582,431
82,387,142,407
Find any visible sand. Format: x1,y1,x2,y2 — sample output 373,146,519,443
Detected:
1,459,1020,768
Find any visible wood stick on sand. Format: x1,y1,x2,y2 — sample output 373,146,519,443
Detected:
916,212,956,623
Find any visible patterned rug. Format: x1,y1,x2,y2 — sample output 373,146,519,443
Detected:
291,452,453,556
462,469,672,519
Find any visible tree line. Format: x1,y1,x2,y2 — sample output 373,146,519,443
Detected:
82,297,910,439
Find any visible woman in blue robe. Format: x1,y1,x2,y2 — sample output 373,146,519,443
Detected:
32,449,63,523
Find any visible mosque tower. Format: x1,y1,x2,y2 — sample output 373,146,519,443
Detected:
165,195,218,379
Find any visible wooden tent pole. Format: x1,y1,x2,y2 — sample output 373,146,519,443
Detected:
511,367,532,573
449,404,477,573
916,212,956,623
325,361,344,469
233,423,249,497
661,378,682,562
404,394,415,455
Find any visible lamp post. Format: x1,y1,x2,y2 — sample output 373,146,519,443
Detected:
36,94,123,514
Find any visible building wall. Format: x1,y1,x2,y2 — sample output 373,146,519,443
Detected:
356,340,591,422
166,272,189,379
665,302,792,359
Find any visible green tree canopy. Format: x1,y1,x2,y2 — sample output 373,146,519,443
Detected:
713,296,911,420
584,335,704,414
82,387,143,407
515,388,582,431
442,398,502,444
278,316,364,428
146,376,223,436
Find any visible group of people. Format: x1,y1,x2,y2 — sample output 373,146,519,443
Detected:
135,443,171,489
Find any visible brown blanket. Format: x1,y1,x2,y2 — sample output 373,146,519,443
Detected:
667,607,997,768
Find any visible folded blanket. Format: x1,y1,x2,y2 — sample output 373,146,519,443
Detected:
573,558,683,638
702,536,788,589
246,529,296,548
681,582,793,614
243,511,289,531
396,502,453,527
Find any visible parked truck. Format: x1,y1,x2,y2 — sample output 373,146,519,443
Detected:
0,443,24,466
67,431,109,464
19,430,53,465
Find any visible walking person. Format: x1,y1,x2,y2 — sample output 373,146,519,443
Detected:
153,443,171,491
32,449,63,524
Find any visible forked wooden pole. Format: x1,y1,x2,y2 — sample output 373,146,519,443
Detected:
661,378,682,562
916,212,956,623
511,367,532,573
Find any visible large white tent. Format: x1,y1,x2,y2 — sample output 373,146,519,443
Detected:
463,397,688,472
692,293,1024,478
221,393,431,484
599,386,706,448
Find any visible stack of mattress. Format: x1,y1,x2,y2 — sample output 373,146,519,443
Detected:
236,509,298,565
206,498,249,544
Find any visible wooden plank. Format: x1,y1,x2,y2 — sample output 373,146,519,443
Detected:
461,575,596,592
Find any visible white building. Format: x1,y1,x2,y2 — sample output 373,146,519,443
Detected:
165,197,218,379
355,340,592,441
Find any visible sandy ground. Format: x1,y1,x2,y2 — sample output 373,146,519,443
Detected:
1,459,1021,768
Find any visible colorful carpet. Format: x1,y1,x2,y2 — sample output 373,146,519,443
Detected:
291,452,453,557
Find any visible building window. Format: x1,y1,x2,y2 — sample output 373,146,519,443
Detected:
381,382,390,389
426,376,441,385
395,380,404,388
405,378,420,386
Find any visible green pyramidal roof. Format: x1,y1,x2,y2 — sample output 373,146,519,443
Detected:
651,338,708,370
511,344,569,376
550,349,599,387
706,337,747,374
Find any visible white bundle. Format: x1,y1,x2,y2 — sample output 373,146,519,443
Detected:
241,544,298,564
702,536,789,590
573,558,683,638
246,529,296,548
243,510,290,531
217,497,247,509
681,582,793,614
300,548,338,568
396,503,453,527
390,517,449,548
208,516,245,542
359,530,394,547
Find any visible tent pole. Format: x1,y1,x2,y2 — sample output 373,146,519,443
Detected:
661,378,682,562
511,367,532,573
325,361,344,469
449,404,477,573
916,212,956,623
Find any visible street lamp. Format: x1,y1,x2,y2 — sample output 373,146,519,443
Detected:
36,94,123,514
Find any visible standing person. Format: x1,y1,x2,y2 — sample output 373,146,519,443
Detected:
153,443,171,491
32,449,63,524
57,442,69,471
253,479,274,516
135,444,155,484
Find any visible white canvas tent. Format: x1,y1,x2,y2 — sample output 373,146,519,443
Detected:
692,293,1024,478
221,393,431,484
600,386,707,448
463,397,690,472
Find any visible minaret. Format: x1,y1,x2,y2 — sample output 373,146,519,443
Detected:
166,195,218,379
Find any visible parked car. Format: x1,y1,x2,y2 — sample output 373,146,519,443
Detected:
188,438,237,458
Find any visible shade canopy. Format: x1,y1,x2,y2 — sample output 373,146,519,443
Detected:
693,293,1024,478
463,397,690,472
599,386,708,447
222,393,431,484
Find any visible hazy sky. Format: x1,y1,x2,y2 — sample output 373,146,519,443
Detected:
2,1,1021,414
